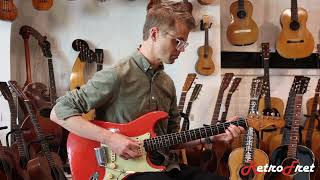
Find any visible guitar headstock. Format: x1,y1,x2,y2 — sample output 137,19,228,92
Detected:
229,78,242,93
202,15,212,30
40,40,52,58
250,77,263,99
221,73,234,91
316,78,320,93
261,43,270,59
190,84,202,102
294,77,310,95
182,73,197,92
7,81,29,102
95,49,104,65
72,39,96,63
0,82,12,101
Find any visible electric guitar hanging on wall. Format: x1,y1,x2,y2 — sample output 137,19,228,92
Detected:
226,0,259,46
195,15,215,76
0,0,17,21
67,111,287,180
276,0,314,59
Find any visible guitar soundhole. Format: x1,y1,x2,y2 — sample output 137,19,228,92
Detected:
237,10,247,19
239,165,255,180
281,158,300,176
290,21,300,31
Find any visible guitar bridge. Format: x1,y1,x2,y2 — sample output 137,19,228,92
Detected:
94,147,107,167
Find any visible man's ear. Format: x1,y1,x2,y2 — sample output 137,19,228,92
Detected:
150,27,159,42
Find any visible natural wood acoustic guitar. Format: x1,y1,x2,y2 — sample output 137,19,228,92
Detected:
195,15,215,76
276,0,314,59
32,0,53,11
228,127,269,180
226,0,259,46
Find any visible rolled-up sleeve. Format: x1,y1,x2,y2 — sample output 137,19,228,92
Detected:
53,68,119,120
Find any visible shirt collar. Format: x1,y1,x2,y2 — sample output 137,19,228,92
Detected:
132,49,164,74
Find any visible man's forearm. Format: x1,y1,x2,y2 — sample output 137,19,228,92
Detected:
50,109,112,144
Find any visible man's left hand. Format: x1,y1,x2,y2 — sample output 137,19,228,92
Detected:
212,116,246,143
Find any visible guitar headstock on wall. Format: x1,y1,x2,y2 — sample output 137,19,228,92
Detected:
261,43,270,59
72,39,96,63
200,15,212,31
229,77,242,94
189,84,202,102
220,73,234,92
182,73,197,92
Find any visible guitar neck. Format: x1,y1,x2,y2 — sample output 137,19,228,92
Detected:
291,0,298,21
47,58,57,107
23,38,32,87
178,91,187,113
220,93,233,122
144,118,247,151
204,28,209,57
281,91,296,144
238,0,245,11
263,57,272,109
211,91,224,125
24,100,56,168
242,127,255,164
287,94,303,158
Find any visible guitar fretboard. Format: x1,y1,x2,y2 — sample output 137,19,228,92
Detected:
144,118,247,151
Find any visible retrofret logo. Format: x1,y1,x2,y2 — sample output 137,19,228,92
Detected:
240,161,315,176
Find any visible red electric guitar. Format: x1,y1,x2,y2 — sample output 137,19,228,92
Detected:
67,111,288,180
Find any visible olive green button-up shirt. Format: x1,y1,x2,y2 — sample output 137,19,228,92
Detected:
53,50,181,167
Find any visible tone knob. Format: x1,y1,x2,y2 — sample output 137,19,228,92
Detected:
109,163,116,169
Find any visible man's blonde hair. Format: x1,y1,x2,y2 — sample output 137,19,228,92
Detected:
143,1,196,40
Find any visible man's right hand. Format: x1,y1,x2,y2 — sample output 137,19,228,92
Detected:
105,133,142,160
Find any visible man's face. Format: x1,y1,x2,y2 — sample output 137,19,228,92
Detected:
155,21,190,64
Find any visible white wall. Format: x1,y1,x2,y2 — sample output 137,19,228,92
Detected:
0,21,12,144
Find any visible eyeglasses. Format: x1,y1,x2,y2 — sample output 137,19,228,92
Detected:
165,32,189,51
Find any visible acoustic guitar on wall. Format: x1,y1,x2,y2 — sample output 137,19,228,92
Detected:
276,0,314,59
195,15,215,76
226,0,259,46
32,0,53,11
197,0,214,5
0,0,17,21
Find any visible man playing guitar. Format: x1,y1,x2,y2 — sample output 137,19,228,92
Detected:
50,1,245,180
